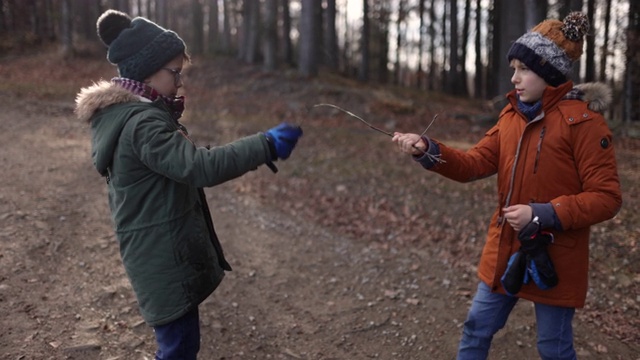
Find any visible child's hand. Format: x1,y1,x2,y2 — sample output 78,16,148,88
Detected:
265,123,303,160
502,204,533,232
392,132,426,155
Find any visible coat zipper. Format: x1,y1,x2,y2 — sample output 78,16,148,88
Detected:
533,126,546,174
499,112,545,226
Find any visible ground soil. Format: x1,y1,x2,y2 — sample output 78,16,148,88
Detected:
0,51,638,360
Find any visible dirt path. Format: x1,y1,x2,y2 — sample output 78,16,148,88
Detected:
1,64,638,359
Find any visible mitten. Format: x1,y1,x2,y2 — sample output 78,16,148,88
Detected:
265,123,303,160
501,250,527,296
525,233,558,290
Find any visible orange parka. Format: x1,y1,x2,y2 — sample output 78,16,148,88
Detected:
426,81,621,308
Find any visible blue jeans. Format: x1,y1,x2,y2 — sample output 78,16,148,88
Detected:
457,282,576,360
153,307,201,360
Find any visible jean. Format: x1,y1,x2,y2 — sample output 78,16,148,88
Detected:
457,282,576,360
154,307,201,360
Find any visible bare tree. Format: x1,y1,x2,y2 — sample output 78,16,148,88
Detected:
264,0,278,71
625,0,640,121
428,0,437,90
358,0,370,81
459,0,472,97
60,0,73,57
281,0,294,66
221,0,232,54
599,0,612,82
495,0,526,97
299,0,319,76
524,0,547,30
191,0,204,55
324,0,339,71
474,0,484,98
584,0,596,82
416,0,425,88
208,0,219,54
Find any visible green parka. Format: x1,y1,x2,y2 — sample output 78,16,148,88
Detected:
76,81,273,326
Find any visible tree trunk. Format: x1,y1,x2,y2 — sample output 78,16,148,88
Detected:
584,0,596,82
281,0,293,66
298,0,319,77
474,0,483,98
459,0,471,97
264,0,278,71
221,0,232,54
358,0,370,82
191,0,204,56
599,0,612,82
524,0,547,30
60,0,73,57
416,0,425,88
495,0,525,97
625,0,640,122
324,0,338,71
427,0,437,91
208,0,219,54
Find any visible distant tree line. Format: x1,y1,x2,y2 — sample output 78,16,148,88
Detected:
1,0,638,122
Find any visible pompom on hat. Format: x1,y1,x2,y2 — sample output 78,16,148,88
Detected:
96,10,186,82
507,12,589,87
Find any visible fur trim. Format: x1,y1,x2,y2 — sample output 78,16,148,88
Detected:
75,80,141,123
574,82,612,113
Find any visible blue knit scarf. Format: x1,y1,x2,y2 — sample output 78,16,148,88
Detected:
517,97,542,122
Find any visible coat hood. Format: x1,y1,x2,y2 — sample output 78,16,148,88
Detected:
75,80,141,123
574,82,612,113
75,81,153,176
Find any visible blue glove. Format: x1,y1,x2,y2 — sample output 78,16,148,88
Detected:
265,123,303,160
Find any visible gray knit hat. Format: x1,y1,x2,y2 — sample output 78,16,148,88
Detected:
507,12,589,87
97,10,186,82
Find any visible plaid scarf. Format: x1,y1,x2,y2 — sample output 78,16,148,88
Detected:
111,77,185,120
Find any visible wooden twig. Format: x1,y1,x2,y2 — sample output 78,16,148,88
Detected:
313,103,445,164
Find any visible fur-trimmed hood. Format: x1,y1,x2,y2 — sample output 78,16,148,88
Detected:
574,82,612,113
75,80,143,123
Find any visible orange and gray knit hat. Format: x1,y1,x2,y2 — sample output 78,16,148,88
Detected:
96,10,186,82
507,12,589,87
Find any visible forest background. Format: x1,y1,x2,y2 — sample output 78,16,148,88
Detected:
0,0,638,359
2,0,640,124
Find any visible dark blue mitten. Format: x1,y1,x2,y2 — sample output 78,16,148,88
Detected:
265,123,303,160
501,251,527,296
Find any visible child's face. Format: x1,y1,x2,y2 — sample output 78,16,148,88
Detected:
510,59,547,103
145,55,185,97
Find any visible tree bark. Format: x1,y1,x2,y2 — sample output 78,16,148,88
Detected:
324,0,338,71
264,0,278,71
358,0,370,82
298,0,319,77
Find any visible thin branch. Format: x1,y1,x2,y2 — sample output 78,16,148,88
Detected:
313,103,394,137
313,103,445,164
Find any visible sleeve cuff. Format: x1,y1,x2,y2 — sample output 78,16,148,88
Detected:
530,202,563,231
413,136,441,169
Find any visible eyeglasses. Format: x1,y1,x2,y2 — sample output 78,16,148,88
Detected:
162,68,182,86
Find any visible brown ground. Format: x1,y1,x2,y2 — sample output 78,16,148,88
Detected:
0,49,638,360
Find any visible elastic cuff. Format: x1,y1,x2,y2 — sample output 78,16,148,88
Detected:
530,202,563,231
413,137,441,169
264,134,278,161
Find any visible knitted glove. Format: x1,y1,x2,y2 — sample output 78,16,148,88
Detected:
265,123,303,160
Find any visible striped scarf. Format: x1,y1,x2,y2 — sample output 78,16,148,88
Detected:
111,77,185,120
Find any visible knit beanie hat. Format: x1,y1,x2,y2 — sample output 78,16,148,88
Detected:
96,10,186,82
507,12,589,87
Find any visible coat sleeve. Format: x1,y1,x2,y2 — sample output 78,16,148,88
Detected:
551,113,622,230
128,112,272,188
428,124,501,183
